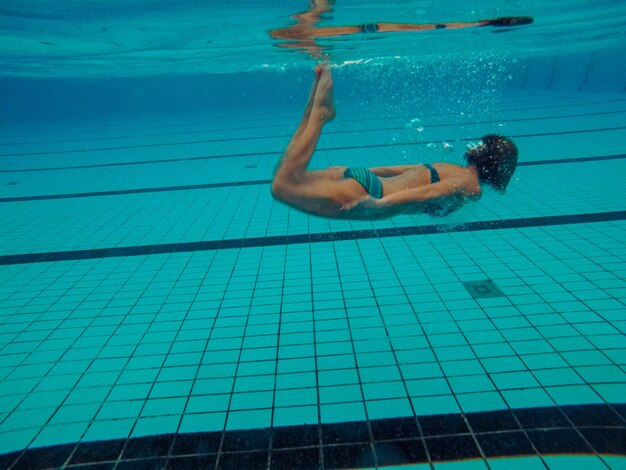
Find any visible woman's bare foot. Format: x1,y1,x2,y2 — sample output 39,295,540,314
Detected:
312,66,336,123
304,65,324,112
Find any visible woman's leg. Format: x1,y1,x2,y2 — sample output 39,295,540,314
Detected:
291,65,323,142
273,67,335,190
271,67,355,217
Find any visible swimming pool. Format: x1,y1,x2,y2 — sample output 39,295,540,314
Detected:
1,1,625,469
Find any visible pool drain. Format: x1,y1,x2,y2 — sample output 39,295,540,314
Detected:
462,279,505,298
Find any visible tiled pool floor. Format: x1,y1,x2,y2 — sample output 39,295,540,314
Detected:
0,90,625,469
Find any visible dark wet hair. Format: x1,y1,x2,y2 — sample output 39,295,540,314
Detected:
464,134,518,193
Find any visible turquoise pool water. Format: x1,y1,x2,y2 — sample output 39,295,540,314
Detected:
1,1,625,469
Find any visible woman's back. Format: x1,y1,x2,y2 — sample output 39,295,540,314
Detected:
381,163,482,199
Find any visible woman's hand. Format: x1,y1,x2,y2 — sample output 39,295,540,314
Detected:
340,196,385,217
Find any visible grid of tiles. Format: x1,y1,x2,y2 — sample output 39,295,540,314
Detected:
1,89,625,468
0,221,624,457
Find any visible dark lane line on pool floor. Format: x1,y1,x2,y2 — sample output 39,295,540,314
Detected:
1,152,625,202
1,210,625,265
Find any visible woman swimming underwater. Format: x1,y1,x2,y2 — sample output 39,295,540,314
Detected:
271,66,518,220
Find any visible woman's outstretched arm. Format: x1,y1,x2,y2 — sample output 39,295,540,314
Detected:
341,178,466,218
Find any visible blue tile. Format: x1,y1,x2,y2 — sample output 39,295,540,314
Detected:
502,388,554,409
561,349,610,366
179,412,226,433
83,418,134,442
230,391,273,410
534,368,584,387
277,357,316,373
542,455,608,470
400,362,443,380
473,342,515,358
501,328,542,342
276,372,316,389
434,460,488,469
602,456,626,469
197,363,237,378
449,375,495,394
366,397,413,419
510,339,554,355
97,401,143,420
362,381,406,400
406,378,451,397
316,331,351,345
588,334,626,349
434,345,476,361
234,375,274,392
577,365,626,384
490,371,539,389
520,353,568,370
356,351,396,367
236,360,277,377
150,380,193,398
275,388,317,407
429,333,467,348
319,384,362,404
32,422,90,448
457,391,506,413
0,428,39,454
546,385,603,405
273,405,318,427
64,386,110,405
141,397,187,417
396,348,436,365
411,395,459,416
464,329,505,344
359,365,401,383
132,415,180,437
480,356,526,373
317,354,356,370
320,402,366,423
226,408,272,430
318,368,359,387
440,360,483,377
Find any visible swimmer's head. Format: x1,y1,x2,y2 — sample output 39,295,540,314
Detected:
465,134,518,193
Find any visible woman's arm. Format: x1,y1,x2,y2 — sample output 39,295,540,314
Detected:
340,196,398,219
341,178,466,218
380,178,465,211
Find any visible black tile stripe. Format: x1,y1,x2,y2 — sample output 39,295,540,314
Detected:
521,153,626,166
0,179,271,203
2,404,624,469
2,152,625,203
1,211,625,266
2,107,624,158
2,123,626,174
0,151,254,174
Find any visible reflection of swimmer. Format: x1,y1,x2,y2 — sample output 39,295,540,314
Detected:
271,66,518,220
269,0,533,58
